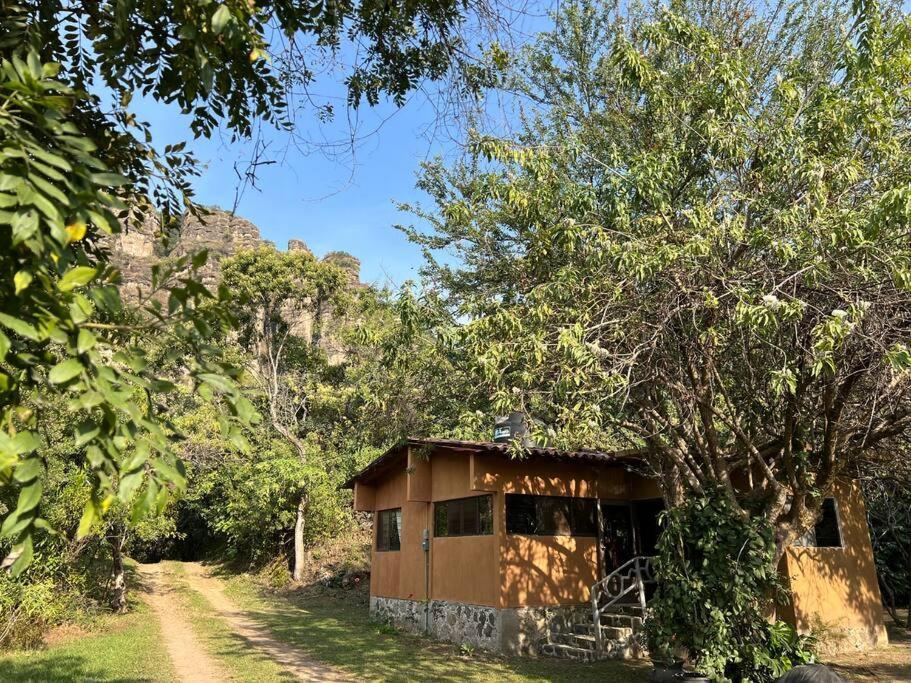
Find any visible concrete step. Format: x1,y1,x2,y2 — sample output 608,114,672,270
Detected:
603,604,645,616
539,642,601,662
597,613,642,629
540,637,646,661
571,624,633,640
549,632,598,651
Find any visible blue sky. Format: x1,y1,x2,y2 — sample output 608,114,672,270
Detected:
134,92,455,289
129,5,554,289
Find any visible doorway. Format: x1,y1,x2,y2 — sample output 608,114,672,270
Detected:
599,503,635,573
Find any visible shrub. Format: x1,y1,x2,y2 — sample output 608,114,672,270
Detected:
645,489,815,682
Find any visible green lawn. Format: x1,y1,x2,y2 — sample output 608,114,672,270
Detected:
0,600,176,683
219,571,651,682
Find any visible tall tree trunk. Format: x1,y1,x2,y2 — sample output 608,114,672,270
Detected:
109,531,127,613
292,493,308,583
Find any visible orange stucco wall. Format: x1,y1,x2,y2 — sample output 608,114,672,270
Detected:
780,481,888,651
368,467,430,601
366,449,658,607
493,456,610,607
364,448,886,652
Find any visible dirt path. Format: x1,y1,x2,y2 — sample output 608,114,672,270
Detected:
137,563,231,683
180,562,352,682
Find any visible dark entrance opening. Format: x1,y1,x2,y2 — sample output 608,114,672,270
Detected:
599,503,635,573
632,498,665,557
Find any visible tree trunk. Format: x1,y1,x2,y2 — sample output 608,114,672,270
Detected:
292,493,308,583
109,532,127,613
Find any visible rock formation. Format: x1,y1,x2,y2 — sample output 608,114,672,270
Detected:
109,206,362,362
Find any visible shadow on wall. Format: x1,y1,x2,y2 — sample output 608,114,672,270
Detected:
779,481,888,654
502,535,597,606
501,477,598,607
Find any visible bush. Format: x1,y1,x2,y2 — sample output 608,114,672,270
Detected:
645,489,815,682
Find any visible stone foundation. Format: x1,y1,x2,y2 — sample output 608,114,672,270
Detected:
369,596,592,655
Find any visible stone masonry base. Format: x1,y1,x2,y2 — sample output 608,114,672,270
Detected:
369,596,592,656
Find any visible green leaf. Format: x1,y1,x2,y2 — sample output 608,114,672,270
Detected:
0,331,10,362
198,372,235,393
13,457,42,482
211,4,232,34
11,431,39,455
74,421,100,447
76,500,98,539
13,270,32,294
0,510,21,538
58,266,97,292
89,172,130,187
0,312,39,341
77,328,96,353
16,480,41,513
192,249,209,269
7,537,34,577
48,358,83,384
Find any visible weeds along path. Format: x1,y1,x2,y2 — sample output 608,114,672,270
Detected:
137,563,230,682
180,562,352,682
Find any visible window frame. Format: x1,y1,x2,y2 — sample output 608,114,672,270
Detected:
795,497,843,549
433,494,494,538
376,507,402,552
505,493,599,537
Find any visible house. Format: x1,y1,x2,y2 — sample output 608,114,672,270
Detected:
343,437,887,658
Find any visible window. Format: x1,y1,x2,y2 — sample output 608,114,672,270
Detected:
505,494,598,536
376,508,402,551
434,495,493,537
795,498,842,548
813,498,842,547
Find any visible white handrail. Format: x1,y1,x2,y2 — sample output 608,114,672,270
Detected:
590,556,655,653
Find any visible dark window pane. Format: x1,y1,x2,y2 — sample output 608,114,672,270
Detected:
377,508,402,551
507,494,601,537
434,496,493,537
814,498,842,548
479,495,493,535
447,499,462,536
572,498,598,536
537,497,571,535
462,498,479,535
434,501,448,537
506,494,537,534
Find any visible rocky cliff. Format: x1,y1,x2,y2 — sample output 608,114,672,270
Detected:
109,207,361,361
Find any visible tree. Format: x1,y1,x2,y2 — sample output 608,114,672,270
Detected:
221,246,347,581
862,452,911,627
0,0,499,572
410,0,911,552
405,0,911,666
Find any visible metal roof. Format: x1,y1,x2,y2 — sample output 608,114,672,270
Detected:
341,437,642,489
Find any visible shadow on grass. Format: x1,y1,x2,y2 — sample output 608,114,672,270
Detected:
205,563,649,683
3,653,157,683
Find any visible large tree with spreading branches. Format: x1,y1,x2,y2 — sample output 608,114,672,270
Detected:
406,0,911,556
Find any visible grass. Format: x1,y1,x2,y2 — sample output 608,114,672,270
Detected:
217,570,651,682
0,599,176,683
161,561,297,682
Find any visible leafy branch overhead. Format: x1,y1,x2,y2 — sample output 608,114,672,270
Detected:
0,0,492,575
0,53,254,574
407,0,911,549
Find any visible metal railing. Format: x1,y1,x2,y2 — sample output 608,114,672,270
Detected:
590,556,655,652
